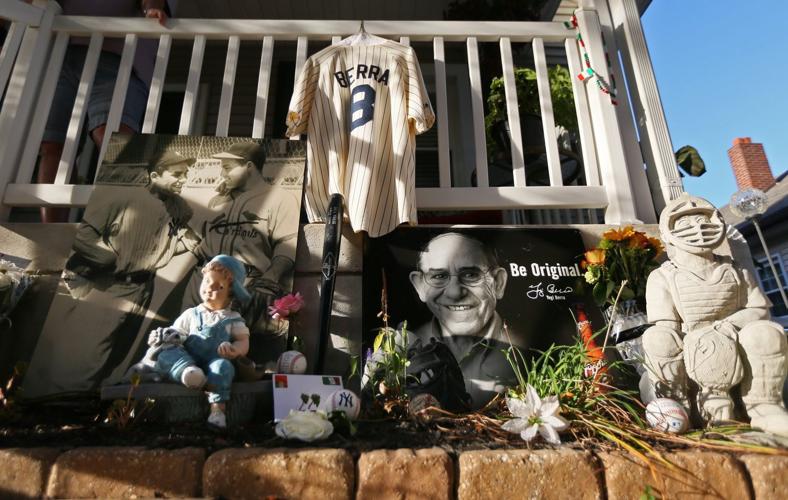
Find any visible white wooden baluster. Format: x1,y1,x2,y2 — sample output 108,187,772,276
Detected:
142,34,171,134
216,35,240,137
291,36,308,140
565,37,599,187
179,35,206,136
0,0,58,218
97,33,138,171
466,37,488,187
499,37,526,187
575,8,638,223
16,32,69,184
55,33,103,185
532,38,562,187
0,22,25,100
252,36,274,139
433,37,450,188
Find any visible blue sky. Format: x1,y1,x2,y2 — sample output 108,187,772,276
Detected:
641,0,787,207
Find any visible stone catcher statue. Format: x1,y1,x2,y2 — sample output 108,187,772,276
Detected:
642,194,788,436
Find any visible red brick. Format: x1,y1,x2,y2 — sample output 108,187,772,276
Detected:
728,140,775,192
357,448,453,500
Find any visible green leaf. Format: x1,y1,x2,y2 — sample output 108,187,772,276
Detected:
675,145,706,177
592,281,607,306
373,332,385,352
620,286,636,301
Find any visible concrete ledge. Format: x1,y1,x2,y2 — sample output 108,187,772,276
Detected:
357,448,454,500
458,449,603,500
739,454,788,500
0,448,62,499
0,446,782,498
46,447,205,499
203,448,354,500
100,380,272,426
598,450,752,500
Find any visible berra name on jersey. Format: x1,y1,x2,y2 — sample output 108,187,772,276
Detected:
334,64,390,88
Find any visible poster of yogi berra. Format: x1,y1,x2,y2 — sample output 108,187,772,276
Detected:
22,134,305,398
363,227,605,411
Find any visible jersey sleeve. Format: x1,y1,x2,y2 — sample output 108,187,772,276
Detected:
268,191,299,261
405,47,435,135
285,56,318,137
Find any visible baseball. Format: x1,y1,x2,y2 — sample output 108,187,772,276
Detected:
276,350,307,374
321,389,361,420
645,398,689,434
408,393,441,416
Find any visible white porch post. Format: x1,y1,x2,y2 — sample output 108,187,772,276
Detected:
575,8,640,224
582,0,656,223
607,0,684,211
0,0,59,221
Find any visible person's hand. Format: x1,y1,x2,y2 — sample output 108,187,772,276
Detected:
144,7,168,26
217,341,238,359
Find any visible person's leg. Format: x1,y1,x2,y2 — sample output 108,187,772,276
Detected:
205,357,235,428
37,141,71,222
39,47,83,223
87,56,148,150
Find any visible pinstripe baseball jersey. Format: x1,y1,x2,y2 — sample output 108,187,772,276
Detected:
286,37,435,237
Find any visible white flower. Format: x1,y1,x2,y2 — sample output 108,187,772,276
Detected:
502,384,569,445
275,410,334,442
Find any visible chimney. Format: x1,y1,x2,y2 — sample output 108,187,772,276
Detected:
727,137,776,191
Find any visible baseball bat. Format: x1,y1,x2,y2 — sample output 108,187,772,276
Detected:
315,193,344,373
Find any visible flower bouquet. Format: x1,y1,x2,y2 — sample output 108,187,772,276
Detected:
582,226,663,367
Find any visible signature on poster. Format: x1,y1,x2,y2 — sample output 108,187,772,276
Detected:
526,282,574,301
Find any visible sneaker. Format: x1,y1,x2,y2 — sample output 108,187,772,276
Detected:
207,409,227,429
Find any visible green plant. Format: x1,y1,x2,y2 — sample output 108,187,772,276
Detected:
485,65,578,156
371,323,410,394
104,374,153,430
0,362,26,423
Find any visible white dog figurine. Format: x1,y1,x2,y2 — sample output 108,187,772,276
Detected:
124,327,188,382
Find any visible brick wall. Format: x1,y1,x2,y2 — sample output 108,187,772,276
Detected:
728,137,776,192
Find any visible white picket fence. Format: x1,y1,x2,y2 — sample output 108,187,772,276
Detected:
0,0,673,223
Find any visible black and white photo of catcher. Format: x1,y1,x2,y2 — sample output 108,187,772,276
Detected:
22,134,305,398
363,227,605,411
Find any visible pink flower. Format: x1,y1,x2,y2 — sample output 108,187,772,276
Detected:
268,292,304,320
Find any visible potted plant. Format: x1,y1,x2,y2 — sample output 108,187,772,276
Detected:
485,65,582,185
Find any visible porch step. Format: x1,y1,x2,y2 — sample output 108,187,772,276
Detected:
100,380,272,426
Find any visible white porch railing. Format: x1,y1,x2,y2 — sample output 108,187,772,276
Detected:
0,0,651,224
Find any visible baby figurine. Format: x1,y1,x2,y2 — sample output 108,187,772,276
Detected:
153,254,251,428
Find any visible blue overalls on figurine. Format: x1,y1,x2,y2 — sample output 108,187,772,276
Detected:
151,254,252,428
